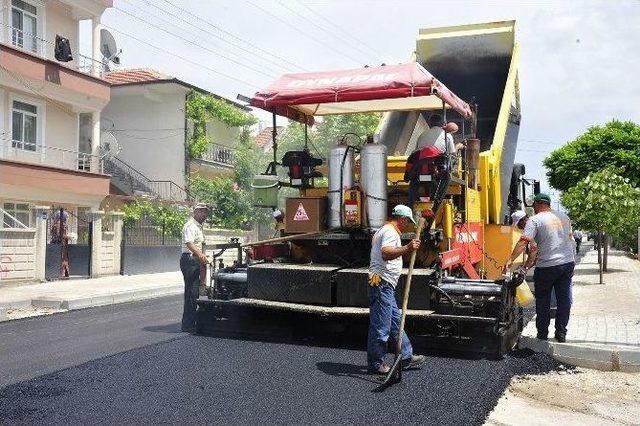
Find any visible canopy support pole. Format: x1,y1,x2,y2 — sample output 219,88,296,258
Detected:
270,111,278,175
304,122,309,151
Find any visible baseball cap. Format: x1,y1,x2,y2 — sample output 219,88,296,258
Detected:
391,204,416,224
510,210,527,228
533,193,551,204
193,202,210,211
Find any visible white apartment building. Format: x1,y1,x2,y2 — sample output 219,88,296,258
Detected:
0,0,112,233
0,0,112,226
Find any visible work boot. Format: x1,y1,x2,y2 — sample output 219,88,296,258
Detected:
368,364,390,375
401,355,427,370
536,332,548,340
555,333,566,343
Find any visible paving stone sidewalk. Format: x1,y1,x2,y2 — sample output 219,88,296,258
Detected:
0,272,183,321
521,241,640,371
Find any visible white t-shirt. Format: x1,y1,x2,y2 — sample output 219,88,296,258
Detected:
182,217,204,254
415,127,456,153
522,210,575,268
369,223,403,286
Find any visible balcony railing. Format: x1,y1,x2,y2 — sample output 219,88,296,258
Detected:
0,24,104,78
0,138,102,173
199,143,235,167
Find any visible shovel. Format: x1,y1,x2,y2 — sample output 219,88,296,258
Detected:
376,215,426,391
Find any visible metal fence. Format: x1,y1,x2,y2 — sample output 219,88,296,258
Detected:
45,207,92,244
124,216,181,246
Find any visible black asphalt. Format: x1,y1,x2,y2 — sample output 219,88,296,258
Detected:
0,295,561,425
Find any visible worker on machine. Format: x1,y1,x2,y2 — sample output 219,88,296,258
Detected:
367,204,426,375
180,203,210,333
505,194,575,343
406,116,464,206
415,114,464,153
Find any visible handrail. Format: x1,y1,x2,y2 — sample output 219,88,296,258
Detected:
0,137,102,173
106,156,153,183
0,207,29,229
0,24,105,77
104,156,191,202
199,143,235,166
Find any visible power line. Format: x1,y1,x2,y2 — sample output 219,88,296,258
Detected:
519,138,566,146
276,0,384,62
517,148,551,154
112,4,277,79
132,0,294,75
297,1,388,63
158,0,308,72
128,0,284,76
245,0,365,66
104,25,261,90
274,0,373,64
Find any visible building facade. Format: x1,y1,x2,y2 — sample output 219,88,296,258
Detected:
102,69,246,204
0,0,112,280
0,0,112,235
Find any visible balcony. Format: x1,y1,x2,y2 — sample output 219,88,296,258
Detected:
1,24,104,78
0,29,110,111
199,143,235,167
0,137,101,173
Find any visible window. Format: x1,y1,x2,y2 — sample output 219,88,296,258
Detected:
2,202,31,228
12,100,38,151
11,0,38,53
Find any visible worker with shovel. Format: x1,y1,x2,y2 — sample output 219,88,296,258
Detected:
367,204,427,375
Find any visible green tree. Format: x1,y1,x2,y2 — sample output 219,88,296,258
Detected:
122,200,190,238
186,91,257,158
561,168,640,282
189,176,270,230
544,120,640,192
277,113,381,159
234,126,269,190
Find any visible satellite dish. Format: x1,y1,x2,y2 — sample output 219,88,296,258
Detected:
100,28,121,67
99,132,121,159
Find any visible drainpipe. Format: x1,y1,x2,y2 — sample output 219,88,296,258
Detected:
184,92,190,196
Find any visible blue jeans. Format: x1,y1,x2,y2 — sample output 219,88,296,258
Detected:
367,280,413,369
534,262,575,337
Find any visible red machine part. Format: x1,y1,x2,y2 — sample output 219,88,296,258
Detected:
439,223,484,279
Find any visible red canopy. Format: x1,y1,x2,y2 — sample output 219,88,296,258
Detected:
249,62,472,124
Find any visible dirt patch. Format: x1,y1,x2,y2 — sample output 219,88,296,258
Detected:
507,367,640,425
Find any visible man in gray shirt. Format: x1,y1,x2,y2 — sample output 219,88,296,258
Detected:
507,193,575,342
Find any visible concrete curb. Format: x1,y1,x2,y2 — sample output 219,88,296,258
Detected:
0,299,33,310
520,335,640,372
30,285,184,311
0,284,184,322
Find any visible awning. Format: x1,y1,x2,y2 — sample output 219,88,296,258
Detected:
249,62,473,124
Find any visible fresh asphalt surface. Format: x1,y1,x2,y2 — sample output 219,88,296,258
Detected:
0,295,561,425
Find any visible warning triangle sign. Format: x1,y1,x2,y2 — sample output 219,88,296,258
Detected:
293,203,310,221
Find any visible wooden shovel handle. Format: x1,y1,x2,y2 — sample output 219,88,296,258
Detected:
395,216,426,357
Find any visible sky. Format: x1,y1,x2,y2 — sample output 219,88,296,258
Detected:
83,0,640,198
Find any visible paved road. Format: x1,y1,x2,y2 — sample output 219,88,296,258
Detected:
0,295,183,387
0,296,561,425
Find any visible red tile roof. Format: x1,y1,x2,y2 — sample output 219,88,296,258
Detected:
105,68,173,85
255,126,283,148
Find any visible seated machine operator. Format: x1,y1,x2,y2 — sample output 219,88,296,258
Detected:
406,115,463,206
